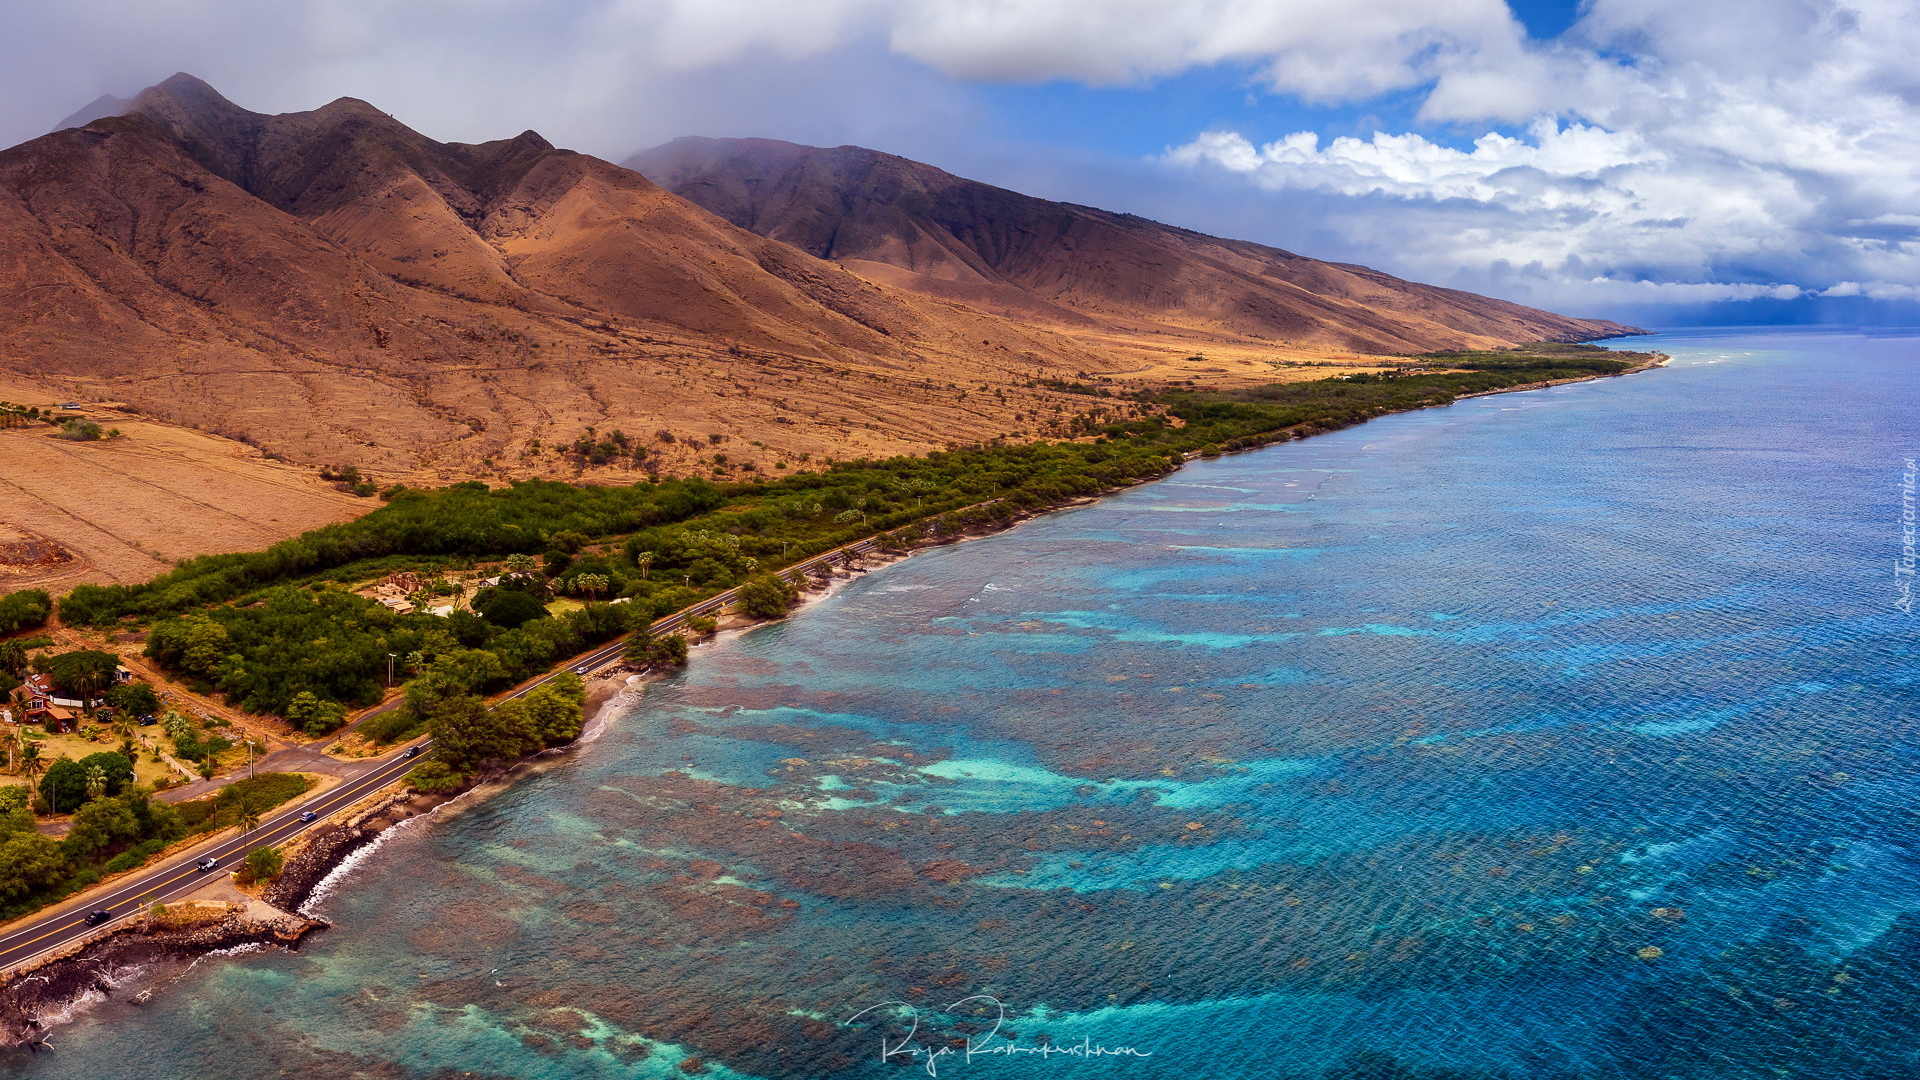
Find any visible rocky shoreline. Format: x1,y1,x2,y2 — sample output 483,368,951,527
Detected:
0,901,319,1051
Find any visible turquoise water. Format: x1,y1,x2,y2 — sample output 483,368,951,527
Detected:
11,328,1918,1079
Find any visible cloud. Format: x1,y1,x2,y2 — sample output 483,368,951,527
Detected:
8,0,1920,313
887,0,1524,99
1159,0,1920,308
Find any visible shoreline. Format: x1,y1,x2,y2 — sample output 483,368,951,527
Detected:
0,350,1665,1044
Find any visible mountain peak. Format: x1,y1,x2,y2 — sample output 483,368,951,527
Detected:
129,72,242,116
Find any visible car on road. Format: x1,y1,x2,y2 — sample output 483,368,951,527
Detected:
402,746,421,758
83,909,112,926
196,857,219,872
572,665,590,674
299,811,317,823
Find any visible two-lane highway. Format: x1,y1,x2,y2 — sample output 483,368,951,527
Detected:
0,745,425,974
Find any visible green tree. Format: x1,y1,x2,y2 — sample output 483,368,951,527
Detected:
103,682,161,716
0,832,69,902
0,590,51,636
574,573,609,601
471,587,549,630
242,845,283,882
18,741,43,801
621,623,655,664
147,615,233,679
284,691,348,736
521,674,586,746
232,793,260,833
45,650,119,706
405,758,466,792
737,573,799,619
425,693,522,775
40,752,132,811
64,793,142,857
83,764,106,803
645,633,688,667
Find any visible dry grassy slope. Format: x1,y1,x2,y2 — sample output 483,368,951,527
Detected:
630,137,1637,355
0,383,367,590
0,76,1159,483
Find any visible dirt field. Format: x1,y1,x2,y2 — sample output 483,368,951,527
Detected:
0,390,371,594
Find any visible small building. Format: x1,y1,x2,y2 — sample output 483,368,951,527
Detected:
6,672,60,728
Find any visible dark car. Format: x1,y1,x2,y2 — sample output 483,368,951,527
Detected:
299,811,317,823
83,909,112,926
402,746,421,759
196,857,219,872
137,714,157,726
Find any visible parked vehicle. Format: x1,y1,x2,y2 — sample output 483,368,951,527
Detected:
196,857,219,872
83,909,112,926
137,714,157,726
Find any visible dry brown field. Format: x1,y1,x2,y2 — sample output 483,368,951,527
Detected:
0,386,369,594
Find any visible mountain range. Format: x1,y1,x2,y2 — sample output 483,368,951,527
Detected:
0,75,1632,480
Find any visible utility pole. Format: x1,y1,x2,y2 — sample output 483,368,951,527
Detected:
387,653,397,689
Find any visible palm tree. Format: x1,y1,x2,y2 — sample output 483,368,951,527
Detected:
634,552,654,580
83,764,106,802
0,730,19,775
63,666,110,710
504,553,535,576
19,742,44,811
234,793,260,833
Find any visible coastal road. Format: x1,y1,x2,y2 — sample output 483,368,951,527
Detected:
0,540,890,976
0,744,426,976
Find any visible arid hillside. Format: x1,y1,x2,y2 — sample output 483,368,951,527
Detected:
0,76,1133,483
0,75,1632,495
630,137,1637,356
0,383,366,589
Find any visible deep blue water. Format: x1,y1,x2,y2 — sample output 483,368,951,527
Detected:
10,327,1918,1079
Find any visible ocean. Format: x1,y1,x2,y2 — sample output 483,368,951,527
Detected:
10,327,1916,1079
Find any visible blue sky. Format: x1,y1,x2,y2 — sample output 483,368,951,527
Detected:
4,0,1916,325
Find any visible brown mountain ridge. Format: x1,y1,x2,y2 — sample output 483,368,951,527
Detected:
629,136,1635,356
1,75,1631,490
